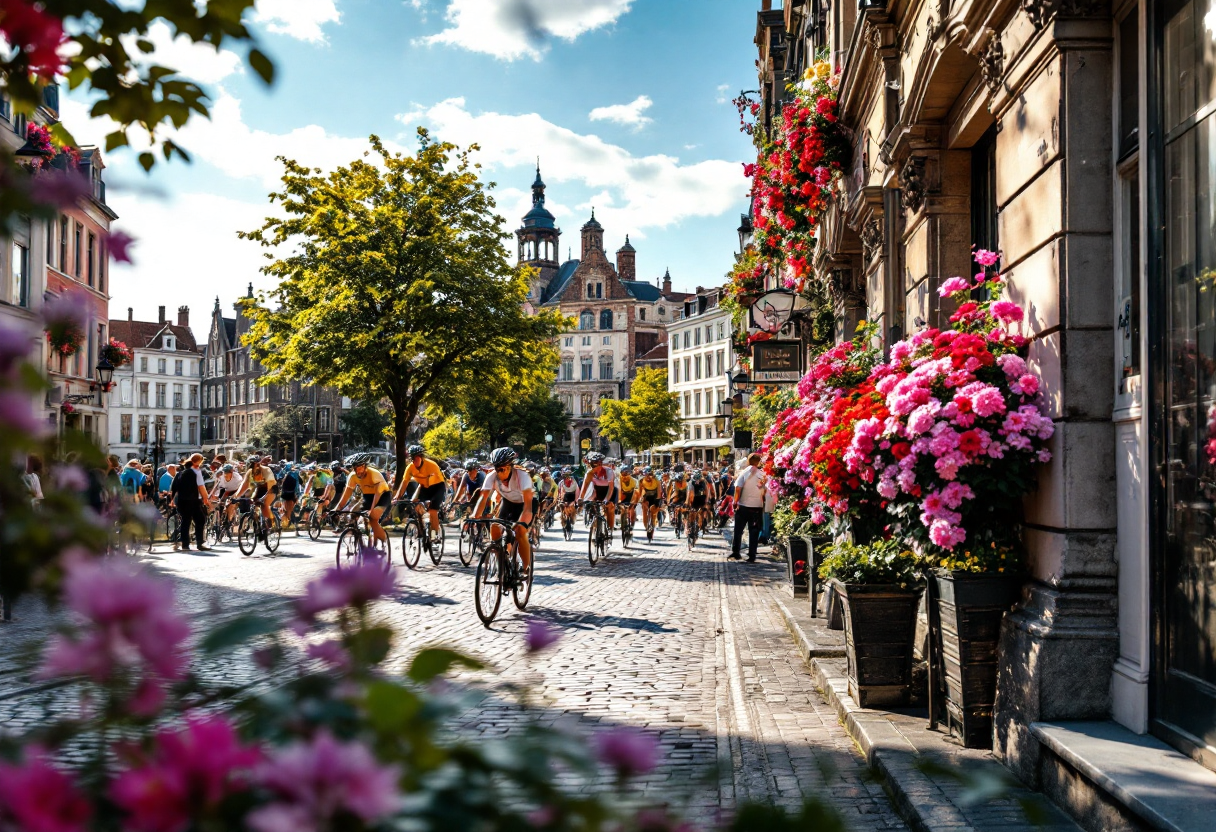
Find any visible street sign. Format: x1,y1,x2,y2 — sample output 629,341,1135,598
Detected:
751,339,803,383
580,438,591,449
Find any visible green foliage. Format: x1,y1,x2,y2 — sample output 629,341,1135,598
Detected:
238,131,566,467
818,538,924,589
407,647,484,683
452,382,571,449
340,399,391,449
744,385,799,442
598,368,679,453
245,405,312,452
423,415,489,460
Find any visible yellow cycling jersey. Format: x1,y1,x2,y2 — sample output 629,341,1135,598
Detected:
348,466,390,496
619,475,637,494
402,458,445,488
640,476,661,495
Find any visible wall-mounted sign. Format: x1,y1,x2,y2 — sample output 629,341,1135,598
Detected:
751,340,803,383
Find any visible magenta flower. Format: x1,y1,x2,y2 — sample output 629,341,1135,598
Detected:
938,276,971,297
974,249,1001,267
248,732,401,832
108,230,136,264
111,716,262,832
0,322,33,375
297,555,396,621
39,555,190,684
989,300,1023,324
306,640,352,671
0,389,49,436
0,747,91,832
594,726,660,779
41,289,90,332
27,170,91,210
525,619,561,654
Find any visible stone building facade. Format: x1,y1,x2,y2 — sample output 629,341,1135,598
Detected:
755,0,1216,823
516,168,689,462
665,287,734,465
200,287,346,459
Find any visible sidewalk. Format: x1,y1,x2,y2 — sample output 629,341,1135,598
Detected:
772,584,1082,832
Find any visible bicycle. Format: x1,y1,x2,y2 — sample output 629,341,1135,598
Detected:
147,501,179,552
334,509,392,571
671,506,685,539
619,504,634,549
687,508,699,549
642,502,657,542
208,497,235,545
470,517,533,627
395,499,445,569
560,504,575,541
456,505,486,567
583,501,610,567
237,503,282,556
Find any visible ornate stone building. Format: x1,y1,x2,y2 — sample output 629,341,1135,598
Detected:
516,167,689,461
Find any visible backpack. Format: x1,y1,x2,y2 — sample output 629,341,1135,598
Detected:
120,468,143,495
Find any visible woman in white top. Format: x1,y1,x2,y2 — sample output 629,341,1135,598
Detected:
578,452,617,533
472,447,535,570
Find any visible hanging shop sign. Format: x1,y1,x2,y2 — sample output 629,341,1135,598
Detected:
751,339,803,383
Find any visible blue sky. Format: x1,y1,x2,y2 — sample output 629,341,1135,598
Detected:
70,0,759,329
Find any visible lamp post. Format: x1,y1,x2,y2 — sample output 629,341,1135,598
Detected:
62,356,116,407
153,419,166,502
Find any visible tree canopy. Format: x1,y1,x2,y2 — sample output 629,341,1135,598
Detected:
430,375,570,452
239,131,567,467
598,369,680,454
340,399,391,449
423,416,489,460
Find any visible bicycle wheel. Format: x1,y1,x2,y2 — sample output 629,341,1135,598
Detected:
428,523,445,565
620,514,631,549
165,512,180,546
588,517,601,567
563,513,573,541
457,522,476,567
308,510,323,541
512,550,533,610
237,514,257,556
474,545,503,626
401,521,422,569
688,517,698,549
336,528,362,569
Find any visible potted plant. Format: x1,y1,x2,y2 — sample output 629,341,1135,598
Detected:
819,538,923,707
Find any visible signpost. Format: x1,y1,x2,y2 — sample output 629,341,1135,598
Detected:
751,339,803,384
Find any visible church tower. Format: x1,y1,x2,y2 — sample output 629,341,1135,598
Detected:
616,235,636,282
580,208,605,259
515,163,561,301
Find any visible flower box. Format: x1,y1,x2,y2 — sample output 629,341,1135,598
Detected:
786,536,809,596
835,580,922,707
928,569,1021,748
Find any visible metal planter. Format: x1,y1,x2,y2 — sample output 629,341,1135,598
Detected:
835,580,922,707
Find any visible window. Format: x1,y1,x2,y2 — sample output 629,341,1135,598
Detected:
561,359,574,381
187,418,197,445
74,222,81,275
230,381,237,404
970,122,998,264
600,309,613,330
640,308,646,321
694,391,702,415
172,416,182,444
718,322,726,340
138,415,148,444
173,384,183,409
684,357,691,381
157,359,166,374
671,335,677,352
694,328,702,346
582,335,591,346
603,335,611,345
716,350,725,377
205,386,211,409
564,337,573,347
248,381,255,403
45,212,54,263
695,425,702,440
140,357,148,373
87,233,95,287
596,283,603,298
189,385,198,409
120,414,132,443
587,283,595,299
580,357,593,381
174,359,183,376
164,335,175,351
683,332,690,349
155,383,166,408
683,392,691,416
119,378,132,405
579,311,594,330
9,242,28,307
318,408,330,431
139,382,149,408
580,393,594,415
59,216,67,270
599,356,614,380
705,325,713,343
694,355,702,380
674,362,680,383
659,307,665,316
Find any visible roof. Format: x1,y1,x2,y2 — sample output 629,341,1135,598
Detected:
541,259,581,304
636,342,668,363
109,319,200,353
223,317,236,344
622,280,662,302
522,198,557,229
581,209,602,230
617,234,635,253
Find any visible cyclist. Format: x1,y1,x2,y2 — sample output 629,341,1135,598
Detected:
578,452,616,534
668,473,689,529
536,468,557,520
279,463,301,530
633,466,663,532
688,470,711,531
235,456,277,540
393,444,447,544
119,459,146,503
618,465,638,529
557,468,580,526
302,463,335,527
471,447,534,570
453,459,486,506
336,453,392,547
210,463,243,527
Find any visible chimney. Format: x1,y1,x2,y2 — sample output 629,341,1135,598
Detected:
177,306,189,328
158,305,166,325
761,0,772,10
662,268,672,296
127,307,133,321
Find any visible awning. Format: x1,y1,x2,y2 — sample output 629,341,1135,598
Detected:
680,439,732,450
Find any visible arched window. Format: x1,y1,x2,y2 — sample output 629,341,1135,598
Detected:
600,309,613,330
579,311,594,330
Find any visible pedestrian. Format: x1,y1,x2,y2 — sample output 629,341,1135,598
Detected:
22,454,44,507
119,459,145,502
729,453,767,563
171,453,212,552
159,463,177,503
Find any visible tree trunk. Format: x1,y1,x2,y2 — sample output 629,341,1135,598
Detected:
391,397,415,473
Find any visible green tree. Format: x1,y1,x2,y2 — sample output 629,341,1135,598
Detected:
598,368,679,454
240,131,566,468
246,406,312,455
444,382,570,450
423,416,489,460
340,399,391,449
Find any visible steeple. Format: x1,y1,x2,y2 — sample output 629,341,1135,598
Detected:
662,268,672,296
531,159,545,205
616,234,636,281
580,208,604,259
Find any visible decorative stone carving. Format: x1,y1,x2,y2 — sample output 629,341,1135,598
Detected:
860,219,883,260
900,157,926,213
865,24,882,51
830,268,865,306
1022,0,1108,30
980,34,1005,92
925,14,942,42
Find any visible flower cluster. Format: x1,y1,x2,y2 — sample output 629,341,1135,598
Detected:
25,122,54,154
760,252,1055,564
43,290,89,358
101,337,134,367
0,0,67,78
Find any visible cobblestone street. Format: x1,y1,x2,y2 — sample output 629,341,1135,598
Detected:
1,520,906,830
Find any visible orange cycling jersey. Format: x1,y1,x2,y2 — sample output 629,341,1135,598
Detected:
347,466,390,496
401,458,445,488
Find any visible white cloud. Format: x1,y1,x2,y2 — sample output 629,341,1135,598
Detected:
254,0,341,43
716,83,731,104
397,97,745,242
128,21,244,84
588,95,652,130
418,0,632,61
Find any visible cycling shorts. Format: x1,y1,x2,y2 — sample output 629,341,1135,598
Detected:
497,498,525,525
363,491,392,513
593,484,611,502
643,493,661,507
562,491,577,504
415,483,445,510
691,495,707,510
254,483,273,501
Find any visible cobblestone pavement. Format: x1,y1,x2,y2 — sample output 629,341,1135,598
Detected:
0,520,906,830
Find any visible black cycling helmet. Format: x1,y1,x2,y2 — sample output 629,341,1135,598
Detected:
408,444,425,458
585,452,605,465
464,459,479,471
349,452,372,468
489,447,517,468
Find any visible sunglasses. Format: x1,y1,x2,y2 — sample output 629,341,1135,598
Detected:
495,465,512,472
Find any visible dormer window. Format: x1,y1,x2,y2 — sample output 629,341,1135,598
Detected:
164,335,176,351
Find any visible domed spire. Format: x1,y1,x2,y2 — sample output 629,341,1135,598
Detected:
617,234,635,253
582,207,602,230
531,159,545,205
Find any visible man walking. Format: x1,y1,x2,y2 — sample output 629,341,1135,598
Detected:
729,453,767,563
172,453,212,552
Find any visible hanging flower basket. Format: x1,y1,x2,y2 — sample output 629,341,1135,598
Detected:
100,338,133,367
61,401,76,414
47,325,84,358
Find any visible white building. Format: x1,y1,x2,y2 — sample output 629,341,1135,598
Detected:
106,306,202,462
666,287,733,466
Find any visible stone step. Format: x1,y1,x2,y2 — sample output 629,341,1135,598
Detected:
1031,721,1216,832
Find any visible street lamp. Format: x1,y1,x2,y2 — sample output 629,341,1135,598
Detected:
62,355,117,407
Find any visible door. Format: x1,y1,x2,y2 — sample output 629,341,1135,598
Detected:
1157,0,1216,767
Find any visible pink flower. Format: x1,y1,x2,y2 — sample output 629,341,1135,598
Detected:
297,556,396,621
111,717,261,832
27,170,92,210
0,0,67,77
971,386,1007,418
974,249,1001,267
595,727,660,778
1037,449,1053,463
1016,374,1040,396
990,300,1024,324
938,276,971,296
306,640,352,671
42,289,90,332
39,555,189,683
0,747,91,832
525,619,561,653
0,389,49,435
108,230,137,264
248,732,401,832
929,519,967,549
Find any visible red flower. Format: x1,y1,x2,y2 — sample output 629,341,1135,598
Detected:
891,442,911,460
958,430,983,455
